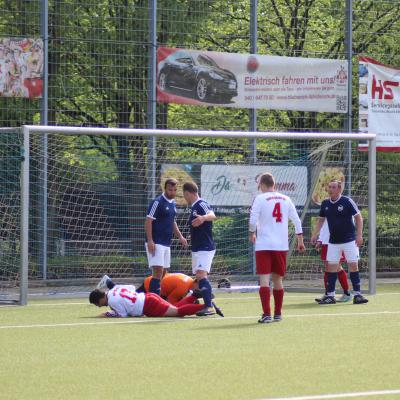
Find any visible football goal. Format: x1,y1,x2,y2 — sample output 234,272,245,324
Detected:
3,126,376,304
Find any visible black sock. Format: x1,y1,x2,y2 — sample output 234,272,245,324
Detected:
149,278,161,295
199,278,213,308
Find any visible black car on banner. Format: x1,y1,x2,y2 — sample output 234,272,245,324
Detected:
158,50,238,103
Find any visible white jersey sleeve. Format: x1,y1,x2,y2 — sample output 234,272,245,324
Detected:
318,220,330,244
249,194,262,233
249,191,303,251
288,198,303,235
107,285,145,317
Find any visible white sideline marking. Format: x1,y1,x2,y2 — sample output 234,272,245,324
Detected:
218,292,400,301
0,302,87,308
0,318,176,329
259,389,400,400
0,310,399,330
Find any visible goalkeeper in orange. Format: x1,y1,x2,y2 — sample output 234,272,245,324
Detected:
143,272,195,305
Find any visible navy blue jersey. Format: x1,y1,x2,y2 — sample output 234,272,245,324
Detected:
189,199,216,252
146,194,176,246
319,196,360,244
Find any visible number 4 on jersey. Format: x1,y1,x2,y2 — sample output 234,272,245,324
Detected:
272,202,283,222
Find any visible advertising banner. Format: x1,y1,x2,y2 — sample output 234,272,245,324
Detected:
0,38,43,98
201,165,307,207
358,56,400,151
157,47,348,113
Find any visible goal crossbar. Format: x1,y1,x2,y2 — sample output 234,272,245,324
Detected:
23,125,376,140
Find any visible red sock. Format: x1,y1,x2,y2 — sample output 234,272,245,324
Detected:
338,269,349,292
259,287,271,316
273,288,284,316
324,272,328,290
177,303,204,317
175,295,197,307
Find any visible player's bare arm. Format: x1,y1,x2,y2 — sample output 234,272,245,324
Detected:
144,217,156,254
311,217,325,245
192,211,216,227
248,231,256,244
296,234,306,252
173,221,188,248
354,213,363,247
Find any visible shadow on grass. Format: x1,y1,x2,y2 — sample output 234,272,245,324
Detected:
79,315,180,326
194,321,262,330
281,302,319,310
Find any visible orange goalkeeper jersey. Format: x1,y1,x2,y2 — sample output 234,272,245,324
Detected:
144,273,195,305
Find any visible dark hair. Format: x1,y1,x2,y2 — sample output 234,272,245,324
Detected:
183,181,198,194
259,173,275,188
136,282,146,293
164,178,178,189
89,289,106,306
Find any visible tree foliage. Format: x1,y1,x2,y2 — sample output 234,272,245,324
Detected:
1,0,399,168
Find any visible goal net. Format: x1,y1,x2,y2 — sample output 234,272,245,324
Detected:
9,126,376,303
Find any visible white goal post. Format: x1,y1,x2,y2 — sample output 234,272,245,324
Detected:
15,126,376,305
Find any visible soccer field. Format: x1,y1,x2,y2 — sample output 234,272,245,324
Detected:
1,285,400,400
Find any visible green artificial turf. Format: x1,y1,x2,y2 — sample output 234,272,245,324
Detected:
1,285,399,400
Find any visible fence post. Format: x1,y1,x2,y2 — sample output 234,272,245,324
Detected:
368,138,377,294
344,0,353,195
249,0,258,276
148,0,157,200
249,0,258,158
39,0,49,280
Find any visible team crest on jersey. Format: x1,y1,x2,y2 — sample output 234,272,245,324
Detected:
338,205,344,212
193,211,198,216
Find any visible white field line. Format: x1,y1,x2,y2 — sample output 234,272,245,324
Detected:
216,292,400,301
0,310,399,330
259,389,400,400
0,302,88,307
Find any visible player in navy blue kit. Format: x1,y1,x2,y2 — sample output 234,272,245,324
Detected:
145,178,188,294
311,179,368,305
183,181,220,316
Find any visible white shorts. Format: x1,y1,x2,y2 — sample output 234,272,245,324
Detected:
327,241,359,263
145,243,171,269
192,250,216,274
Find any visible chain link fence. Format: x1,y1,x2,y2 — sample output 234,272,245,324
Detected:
0,1,399,293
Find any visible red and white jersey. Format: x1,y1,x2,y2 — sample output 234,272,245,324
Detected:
249,191,303,251
318,220,330,245
107,285,145,317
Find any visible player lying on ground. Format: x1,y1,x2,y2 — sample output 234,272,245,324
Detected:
97,272,224,317
89,285,205,318
143,272,196,305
